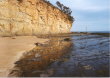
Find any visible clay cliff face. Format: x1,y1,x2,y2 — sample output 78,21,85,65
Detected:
0,0,73,36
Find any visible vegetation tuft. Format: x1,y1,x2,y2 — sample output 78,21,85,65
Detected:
56,1,72,16
44,0,74,22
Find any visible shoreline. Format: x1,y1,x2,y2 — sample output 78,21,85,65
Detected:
7,34,109,77
9,37,73,77
0,33,109,77
0,36,48,77
70,32,110,37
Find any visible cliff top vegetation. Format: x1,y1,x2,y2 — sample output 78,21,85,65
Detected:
43,0,74,22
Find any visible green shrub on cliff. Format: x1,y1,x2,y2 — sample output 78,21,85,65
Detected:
56,1,74,22
56,1,72,16
44,0,74,22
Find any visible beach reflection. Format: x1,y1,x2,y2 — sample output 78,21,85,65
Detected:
9,37,73,77
9,35,109,77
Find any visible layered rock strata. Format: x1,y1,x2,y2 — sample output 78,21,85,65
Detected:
0,0,73,36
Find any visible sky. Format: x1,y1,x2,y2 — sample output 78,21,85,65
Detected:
48,0,110,32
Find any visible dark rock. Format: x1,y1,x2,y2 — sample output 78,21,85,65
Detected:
63,38,71,41
15,61,21,64
11,37,16,39
35,43,42,46
35,43,48,47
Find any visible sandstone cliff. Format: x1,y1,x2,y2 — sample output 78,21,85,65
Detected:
0,0,73,36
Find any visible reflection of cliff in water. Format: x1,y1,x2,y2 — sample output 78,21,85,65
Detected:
9,37,73,77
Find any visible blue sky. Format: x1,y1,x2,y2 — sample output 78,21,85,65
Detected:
48,0,109,32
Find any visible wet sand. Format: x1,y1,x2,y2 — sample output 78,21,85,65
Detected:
0,34,109,77
9,37,72,77
9,34,109,77
0,36,48,77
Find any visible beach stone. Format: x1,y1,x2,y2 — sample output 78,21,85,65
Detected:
64,38,72,41
35,42,48,47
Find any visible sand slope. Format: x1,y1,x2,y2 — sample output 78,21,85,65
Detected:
0,36,48,77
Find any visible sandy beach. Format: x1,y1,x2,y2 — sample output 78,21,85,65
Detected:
0,36,48,77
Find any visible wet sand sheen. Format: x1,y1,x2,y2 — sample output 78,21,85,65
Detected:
0,34,109,77
9,37,72,77
10,34,109,77
0,36,48,77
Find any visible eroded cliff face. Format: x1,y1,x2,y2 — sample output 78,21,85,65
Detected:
0,0,73,36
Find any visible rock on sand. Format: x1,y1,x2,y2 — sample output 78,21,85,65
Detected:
0,36,48,77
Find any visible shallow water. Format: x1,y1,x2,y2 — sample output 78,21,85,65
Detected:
48,35,110,77
10,35,110,77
